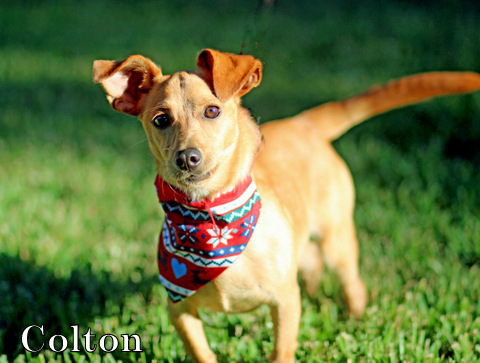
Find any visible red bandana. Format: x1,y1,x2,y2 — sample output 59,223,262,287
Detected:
155,175,262,302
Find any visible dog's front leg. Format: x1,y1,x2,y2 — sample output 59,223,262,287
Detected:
167,300,216,363
269,282,301,363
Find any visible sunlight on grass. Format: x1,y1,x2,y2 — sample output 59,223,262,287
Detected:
0,49,91,83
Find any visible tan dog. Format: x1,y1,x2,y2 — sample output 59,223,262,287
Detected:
93,49,480,362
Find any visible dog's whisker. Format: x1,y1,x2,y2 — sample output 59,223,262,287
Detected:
125,137,148,151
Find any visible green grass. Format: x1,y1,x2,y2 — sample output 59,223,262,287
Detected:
1,0,480,361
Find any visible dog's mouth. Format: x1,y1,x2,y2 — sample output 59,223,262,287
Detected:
183,171,211,184
174,164,218,187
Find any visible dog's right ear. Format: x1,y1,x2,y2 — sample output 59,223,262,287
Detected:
93,55,162,116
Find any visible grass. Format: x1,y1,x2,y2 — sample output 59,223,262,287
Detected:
1,0,480,361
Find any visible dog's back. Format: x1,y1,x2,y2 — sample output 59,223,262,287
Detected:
258,71,480,237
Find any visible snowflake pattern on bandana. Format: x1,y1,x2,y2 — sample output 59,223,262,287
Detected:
155,175,262,302
177,224,200,245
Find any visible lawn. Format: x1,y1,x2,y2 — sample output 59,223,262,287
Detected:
1,0,480,361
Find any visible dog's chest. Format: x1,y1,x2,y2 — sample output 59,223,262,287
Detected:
193,254,269,313
192,208,298,313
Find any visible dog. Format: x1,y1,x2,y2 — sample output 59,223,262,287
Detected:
93,49,480,362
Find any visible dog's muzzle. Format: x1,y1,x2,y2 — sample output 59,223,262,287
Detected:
175,148,203,172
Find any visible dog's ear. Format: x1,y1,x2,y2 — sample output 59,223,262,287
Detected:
93,55,162,116
196,49,262,102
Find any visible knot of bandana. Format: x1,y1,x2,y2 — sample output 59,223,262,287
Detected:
155,175,262,302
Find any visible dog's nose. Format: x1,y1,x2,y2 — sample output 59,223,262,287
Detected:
175,148,203,171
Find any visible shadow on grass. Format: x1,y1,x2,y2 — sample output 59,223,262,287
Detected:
0,254,159,360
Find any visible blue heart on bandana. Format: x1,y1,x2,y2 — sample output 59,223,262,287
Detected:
171,258,187,279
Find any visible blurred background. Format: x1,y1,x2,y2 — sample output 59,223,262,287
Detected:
1,0,479,361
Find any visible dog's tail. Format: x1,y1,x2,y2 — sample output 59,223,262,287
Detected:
298,72,480,140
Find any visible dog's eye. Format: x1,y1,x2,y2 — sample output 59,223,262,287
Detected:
152,113,171,129
204,106,221,119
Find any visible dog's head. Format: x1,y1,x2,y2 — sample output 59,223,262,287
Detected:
93,49,263,200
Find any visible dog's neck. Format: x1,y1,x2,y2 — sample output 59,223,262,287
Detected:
155,174,255,209
219,106,262,189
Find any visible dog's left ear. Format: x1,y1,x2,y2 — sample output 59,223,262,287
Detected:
93,55,162,116
196,49,263,102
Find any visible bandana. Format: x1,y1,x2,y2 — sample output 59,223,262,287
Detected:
155,175,262,302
